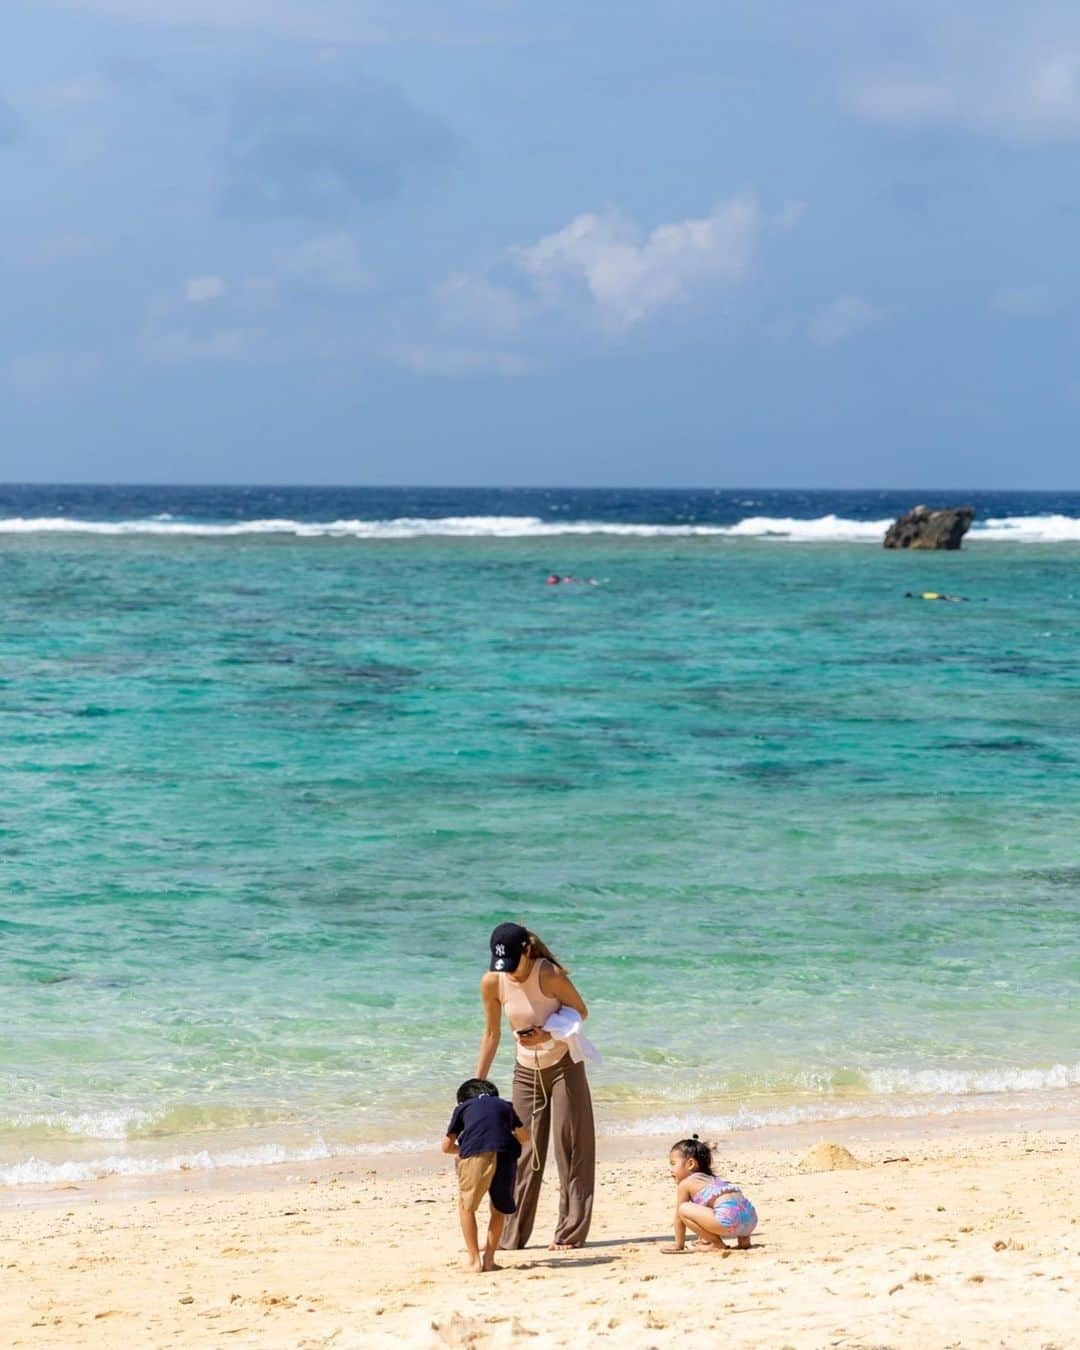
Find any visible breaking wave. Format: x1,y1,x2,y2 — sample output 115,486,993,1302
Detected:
0,1137,428,1188
610,1061,1080,1138
0,515,724,538
977,514,1080,541
1,511,1079,541
3,1063,1076,1187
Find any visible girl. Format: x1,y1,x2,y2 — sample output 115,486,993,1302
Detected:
662,1135,758,1254
476,922,595,1250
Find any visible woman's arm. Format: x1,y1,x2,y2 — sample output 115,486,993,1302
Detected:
475,972,502,1079
519,963,587,1048
539,965,588,1019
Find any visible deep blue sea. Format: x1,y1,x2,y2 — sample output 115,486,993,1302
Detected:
2,485,1078,1185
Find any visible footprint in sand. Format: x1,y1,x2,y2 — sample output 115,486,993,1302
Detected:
431,1312,539,1347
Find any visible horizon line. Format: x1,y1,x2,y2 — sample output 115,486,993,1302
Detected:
1,482,1075,495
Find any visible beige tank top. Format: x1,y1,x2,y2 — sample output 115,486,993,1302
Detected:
499,959,568,1069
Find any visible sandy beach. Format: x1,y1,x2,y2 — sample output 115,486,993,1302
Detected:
4,1112,1077,1349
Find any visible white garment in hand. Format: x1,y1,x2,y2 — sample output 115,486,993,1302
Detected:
543,1008,601,1065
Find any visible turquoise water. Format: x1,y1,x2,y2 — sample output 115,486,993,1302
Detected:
2,498,1079,1183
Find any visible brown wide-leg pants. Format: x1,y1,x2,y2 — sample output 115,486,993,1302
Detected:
500,1053,595,1249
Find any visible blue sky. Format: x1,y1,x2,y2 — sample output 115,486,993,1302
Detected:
2,1,1079,487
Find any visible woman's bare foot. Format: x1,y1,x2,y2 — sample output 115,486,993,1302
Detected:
481,1252,501,1272
464,1256,484,1273
660,1244,688,1254
690,1238,730,1253
547,1241,580,1251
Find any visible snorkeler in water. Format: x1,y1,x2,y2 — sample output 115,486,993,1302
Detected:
904,591,967,602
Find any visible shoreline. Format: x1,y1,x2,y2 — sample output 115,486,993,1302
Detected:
7,1095,1080,1211
4,1110,1077,1348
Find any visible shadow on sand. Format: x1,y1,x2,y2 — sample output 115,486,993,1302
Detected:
509,1254,619,1271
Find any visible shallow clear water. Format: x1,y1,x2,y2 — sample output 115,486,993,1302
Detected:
2,488,1078,1183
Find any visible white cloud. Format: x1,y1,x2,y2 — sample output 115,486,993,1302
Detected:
144,196,772,379
812,296,877,346
184,275,225,303
378,195,768,375
151,247,372,367
432,274,524,335
275,234,368,293
844,3,1080,140
511,197,758,330
851,65,1080,138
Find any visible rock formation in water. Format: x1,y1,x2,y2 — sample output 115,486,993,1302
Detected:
883,504,975,550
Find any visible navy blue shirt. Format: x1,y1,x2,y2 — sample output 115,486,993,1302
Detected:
446,1096,523,1160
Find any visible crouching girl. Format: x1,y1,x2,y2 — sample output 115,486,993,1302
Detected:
662,1135,758,1254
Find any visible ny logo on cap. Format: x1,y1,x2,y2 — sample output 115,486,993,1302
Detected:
495,944,506,956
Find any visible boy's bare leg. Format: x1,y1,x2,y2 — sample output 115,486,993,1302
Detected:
458,1202,483,1273
483,1207,506,1272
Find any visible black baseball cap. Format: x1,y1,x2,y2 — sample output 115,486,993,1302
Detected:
489,922,529,973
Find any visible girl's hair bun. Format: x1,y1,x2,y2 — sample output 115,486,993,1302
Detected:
671,1134,715,1176
691,1132,700,1140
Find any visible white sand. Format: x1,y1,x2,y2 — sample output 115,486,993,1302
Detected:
2,1114,1077,1348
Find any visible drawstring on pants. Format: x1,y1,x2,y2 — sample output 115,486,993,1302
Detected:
529,1049,548,1173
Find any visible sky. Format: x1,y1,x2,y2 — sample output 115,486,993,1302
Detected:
2,1,1079,487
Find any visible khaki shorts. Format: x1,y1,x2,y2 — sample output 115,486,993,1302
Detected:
457,1152,497,1212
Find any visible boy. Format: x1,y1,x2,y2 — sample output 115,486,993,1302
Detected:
442,1078,530,1272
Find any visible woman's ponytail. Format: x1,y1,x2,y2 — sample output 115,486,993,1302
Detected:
527,932,566,973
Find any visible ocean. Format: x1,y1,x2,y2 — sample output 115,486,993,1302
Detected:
2,485,1078,1186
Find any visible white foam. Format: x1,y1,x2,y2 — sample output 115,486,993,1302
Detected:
0,1135,431,1187
976,514,1080,542
864,1062,1080,1096
1,511,1079,541
5,1064,1078,1185
721,514,893,541
611,1091,1079,1139
611,1062,1080,1137
613,1099,977,1138
0,1109,152,1141
0,514,727,539
0,1141,330,1187
36,1109,152,1140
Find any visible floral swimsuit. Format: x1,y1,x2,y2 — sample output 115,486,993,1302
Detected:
689,1173,758,1237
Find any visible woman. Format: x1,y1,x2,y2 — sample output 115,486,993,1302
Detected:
476,922,595,1249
